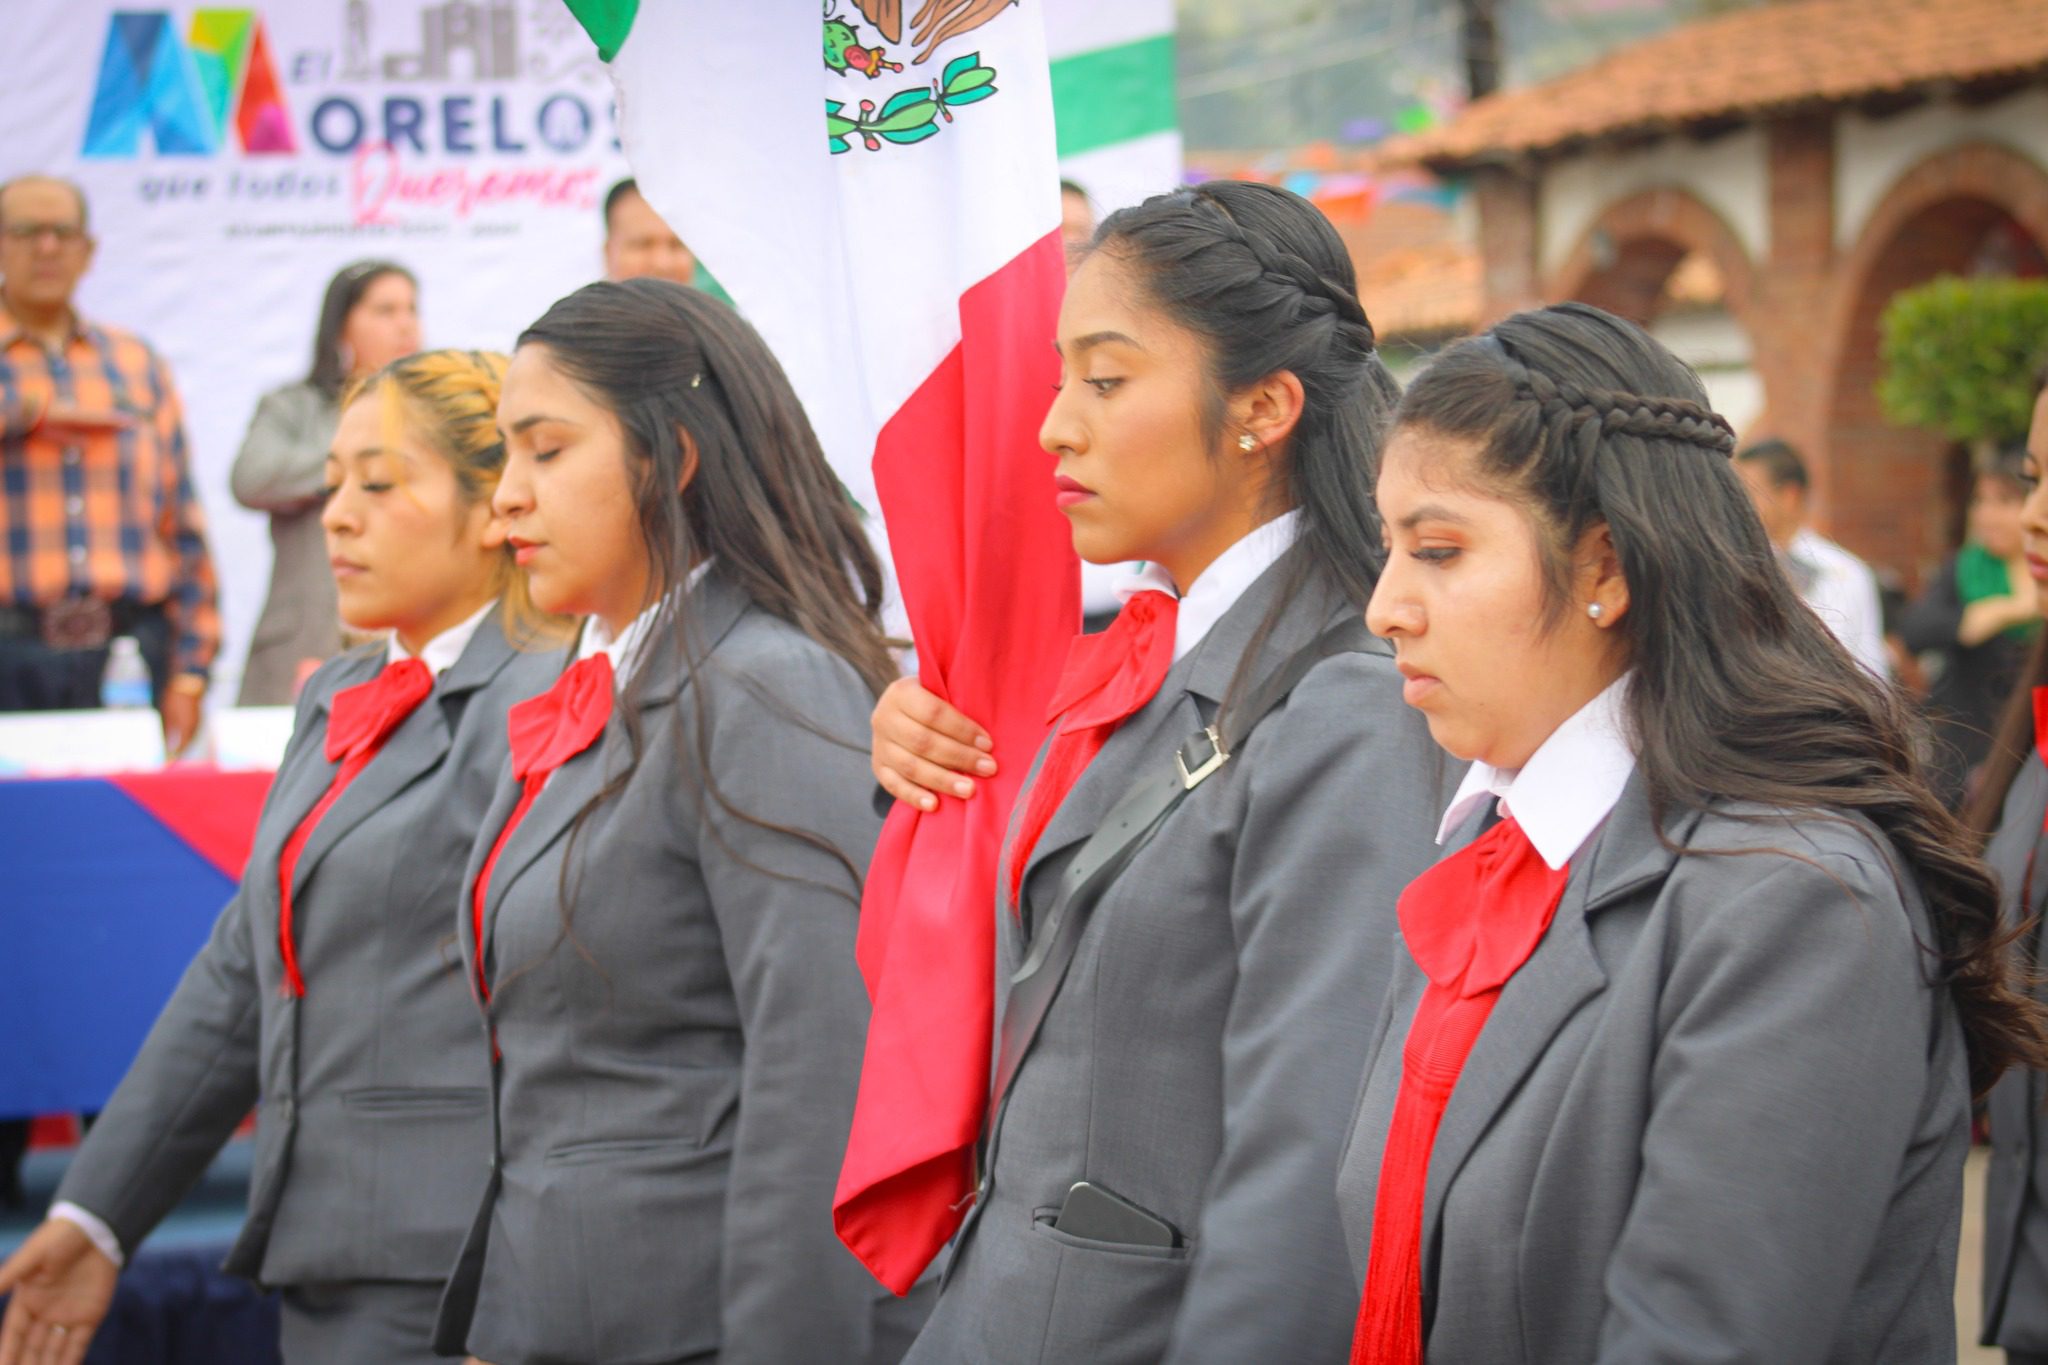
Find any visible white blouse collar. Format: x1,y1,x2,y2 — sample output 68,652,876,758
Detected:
1436,673,1637,870
574,559,715,686
386,599,494,677
1116,508,1302,661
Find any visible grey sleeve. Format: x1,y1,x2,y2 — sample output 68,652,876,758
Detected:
229,387,329,512
1163,652,1449,1364
698,651,886,1363
1595,851,1942,1362
52,881,266,1255
54,681,330,1254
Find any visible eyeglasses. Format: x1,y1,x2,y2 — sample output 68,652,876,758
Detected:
1,223,88,246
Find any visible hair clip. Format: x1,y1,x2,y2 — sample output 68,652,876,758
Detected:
690,372,703,389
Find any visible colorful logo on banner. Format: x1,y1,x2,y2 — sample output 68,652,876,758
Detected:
82,10,295,158
72,3,613,226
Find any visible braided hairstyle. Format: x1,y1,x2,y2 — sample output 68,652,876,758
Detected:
1088,180,1400,619
1398,301,2047,1096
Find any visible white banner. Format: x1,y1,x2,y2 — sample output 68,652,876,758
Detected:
2,0,629,701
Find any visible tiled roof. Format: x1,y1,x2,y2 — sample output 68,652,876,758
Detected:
1383,0,2048,169
1342,203,1483,340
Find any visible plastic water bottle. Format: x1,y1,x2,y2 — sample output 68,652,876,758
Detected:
101,636,153,709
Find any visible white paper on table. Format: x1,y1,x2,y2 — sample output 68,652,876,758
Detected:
0,709,166,777
208,707,297,772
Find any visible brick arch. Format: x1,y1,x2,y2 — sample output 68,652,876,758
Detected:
1819,140,2048,579
1548,186,1759,334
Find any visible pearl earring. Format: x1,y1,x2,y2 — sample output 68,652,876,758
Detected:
1237,434,1256,452
1587,603,1604,620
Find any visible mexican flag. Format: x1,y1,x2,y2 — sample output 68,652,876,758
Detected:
564,0,1078,1294
1047,3,1179,220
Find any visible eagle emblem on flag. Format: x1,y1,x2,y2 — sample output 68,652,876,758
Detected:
824,1,1006,154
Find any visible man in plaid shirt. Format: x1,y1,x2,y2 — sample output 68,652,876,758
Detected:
0,174,224,1208
0,175,219,756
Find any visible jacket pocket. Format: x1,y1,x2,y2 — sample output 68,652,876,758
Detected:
544,1135,709,1166
1030,1209,1194,1263
342,1086,487,1115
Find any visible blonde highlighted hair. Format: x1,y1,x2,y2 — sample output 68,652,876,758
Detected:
343,348,567,646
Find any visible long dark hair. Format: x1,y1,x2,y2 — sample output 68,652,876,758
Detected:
1084,181,1401,690
306,259,415,401
505,280,894,986
517,279,893,695
1398,300,2047,1096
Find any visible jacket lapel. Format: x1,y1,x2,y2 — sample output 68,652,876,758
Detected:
243,650,383,930
457,769,528,997
629,569,753,715
1014,553,1338,908
478,572,753,942
1420,775,1696,1258
285,615,524,908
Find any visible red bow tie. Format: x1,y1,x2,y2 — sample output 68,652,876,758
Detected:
1005,589,1178,905
508,652,615,780
1352,813,1572,1365
471,653,616,1002
278,657,436,998
326,657,434,764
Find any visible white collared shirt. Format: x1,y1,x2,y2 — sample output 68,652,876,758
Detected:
1435,675,1638,871
1116,509,1302,661
575,560,715,689
1788,528,1888,680
386,599,494,677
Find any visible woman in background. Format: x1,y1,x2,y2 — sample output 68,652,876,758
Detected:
1900,450,2040,808
234,259,420,704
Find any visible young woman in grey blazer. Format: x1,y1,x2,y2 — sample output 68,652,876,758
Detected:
0,350,565,1365
867,183,1445,1364
1968,368,2048,1365
1338,302,2048,1363
433,279,915,1365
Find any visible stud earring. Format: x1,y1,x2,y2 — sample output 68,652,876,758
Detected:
1587,602,1604,620
1237,434,1256,452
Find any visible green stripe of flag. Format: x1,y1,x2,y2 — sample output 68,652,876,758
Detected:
1049,34,1176,159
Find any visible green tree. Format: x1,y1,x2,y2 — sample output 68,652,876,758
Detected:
1878,276,2048,456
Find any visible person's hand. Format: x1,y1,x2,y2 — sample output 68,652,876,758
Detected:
36,406,135,444
871,677,997,811
159,684,203,757
0,1219,119,1365
1960,579,2042,647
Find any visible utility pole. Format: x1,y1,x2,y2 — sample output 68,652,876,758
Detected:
1458,0,1502,100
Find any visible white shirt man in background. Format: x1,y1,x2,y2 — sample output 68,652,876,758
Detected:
1735,439,1890,678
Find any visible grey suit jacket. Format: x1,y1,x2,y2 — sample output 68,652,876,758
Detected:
904,559,1446,1365
1981,755,2048,1350
232,380,343,706
56,609,560,1287
1336,778,1970,1364
438,570,900,1365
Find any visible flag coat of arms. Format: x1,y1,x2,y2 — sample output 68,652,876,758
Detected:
568,0,1079,1295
